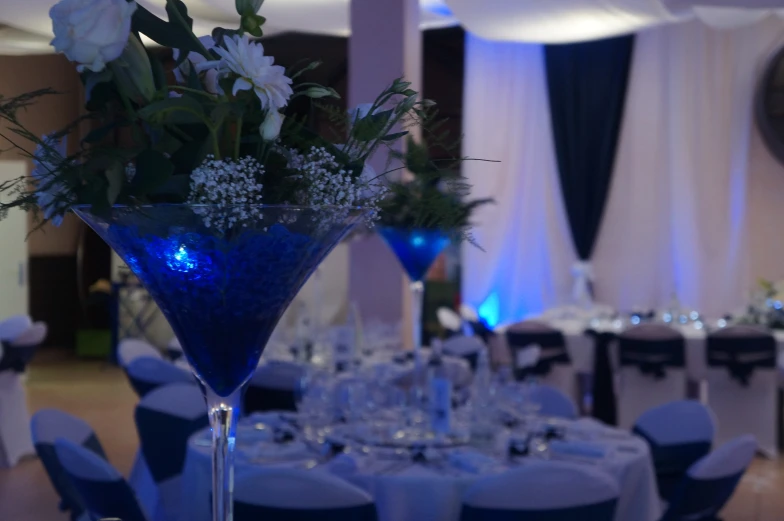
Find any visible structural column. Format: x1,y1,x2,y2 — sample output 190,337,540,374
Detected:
348,0,422,348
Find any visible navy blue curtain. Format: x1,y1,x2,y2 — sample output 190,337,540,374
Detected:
544,34,634,261
545,35,635,426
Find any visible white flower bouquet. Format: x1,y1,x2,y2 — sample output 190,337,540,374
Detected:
0,0,486,232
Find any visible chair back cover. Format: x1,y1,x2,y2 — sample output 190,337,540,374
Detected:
135,383,207,521
460,304,479,323
632,400,715,501
461,461,618,521
531,384,578,419
661,435,757,521
125,356,195,398
0,314,32,341
117,339,162,368
166,336,183,361
442,335,486,371
615,325,687,429
705,326,777,455
244,362,305,413
54,438,149,521
437,307,464,333
31,410,106,519
234,467,377,521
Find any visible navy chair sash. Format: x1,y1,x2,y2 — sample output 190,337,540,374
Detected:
125,374,163,398
460,499,617,521
585,330,617,426
661,471,744,521
34,433,107,520
469,320,495,344
243,385,296,414
68,475,148,521
632,427,711,502
706,335,775,387
135,408,209,483
234,502,378,521
619,337,685,380
506,331,570,380
0,342,38,373
166,348,183,361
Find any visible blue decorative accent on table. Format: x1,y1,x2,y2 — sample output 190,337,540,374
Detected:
377,227,451,282
74,205,365,398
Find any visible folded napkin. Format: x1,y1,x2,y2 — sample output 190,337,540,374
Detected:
448,451,497,474
328,453,360,475
549,440,607,459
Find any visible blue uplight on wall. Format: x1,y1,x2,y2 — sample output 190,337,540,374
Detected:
478,292,500,328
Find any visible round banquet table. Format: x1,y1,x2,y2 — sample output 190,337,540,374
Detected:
179,413,661,521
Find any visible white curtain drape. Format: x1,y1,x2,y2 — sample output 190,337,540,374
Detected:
461,35,575,328
593,17,784,317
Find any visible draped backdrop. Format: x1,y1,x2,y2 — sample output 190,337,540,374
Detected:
462,16,784,326
545,35,635,303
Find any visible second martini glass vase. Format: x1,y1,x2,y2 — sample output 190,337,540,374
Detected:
74,204,366,521
377,227,451,384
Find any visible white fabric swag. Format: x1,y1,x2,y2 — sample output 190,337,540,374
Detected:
461,34,576,328
462,18,784,326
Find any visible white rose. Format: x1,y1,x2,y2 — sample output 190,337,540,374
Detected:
260,110,284,141
50,0,137,72
172,36,223,95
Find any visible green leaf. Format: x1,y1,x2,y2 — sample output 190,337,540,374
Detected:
138,96,206,125
81,122,120,145
149,53,168,92
186,63,203,91
352,109,393,141
236,0,264,16
105,161,125,205
241,14,266,37
166,0,193,30
380,131,408,142
130,150,174,195
149,174,190,200
132,4,201,54
83,69,113,104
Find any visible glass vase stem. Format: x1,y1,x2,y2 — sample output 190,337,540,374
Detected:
410,279,425,382
207,388,241,521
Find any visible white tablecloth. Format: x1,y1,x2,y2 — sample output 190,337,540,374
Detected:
490,321,784,380
180,415,660,521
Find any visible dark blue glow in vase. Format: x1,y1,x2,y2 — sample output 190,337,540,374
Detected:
73,204,366,521
377,227,451,283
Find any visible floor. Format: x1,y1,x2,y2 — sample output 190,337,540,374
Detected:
0,351,782,521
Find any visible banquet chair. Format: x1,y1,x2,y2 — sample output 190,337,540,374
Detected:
166,336,183,361
31,409,108,521
459,304,495,343
505,321,578,405
54,438,150,521
615,325,687,430
460,460,618,521
705,326,777,456
0,314,32,341
234,467,378,521
437,307,464,336
632,400,716,501
244,362,305,414
125,356,195,398
660,434,757,521
135,383,208,521
0,321,47,467
442,335,486,371
117,338,163,368
530,384,578,420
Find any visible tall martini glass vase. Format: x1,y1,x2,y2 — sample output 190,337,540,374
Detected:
377,227,451,385
73,204,367,521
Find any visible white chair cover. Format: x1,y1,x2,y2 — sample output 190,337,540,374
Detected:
615,325,687,430
688,434,757,480
634,400,715,445
437,307,464,333
234,467,373,509
117,339,162,368
460,304,480,323
0,322,45,467
705,326,777,457
531,384,578,419
463,460,619,510
442,335,485,357
0,314,32,341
